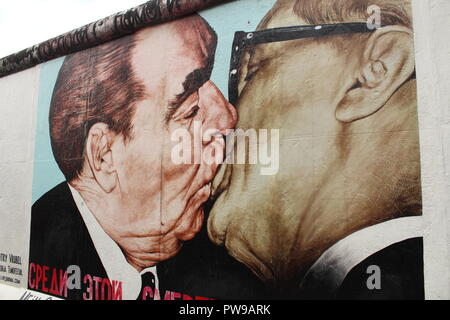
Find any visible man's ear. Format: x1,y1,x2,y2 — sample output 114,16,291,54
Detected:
336,26,415,123
85,123,117,193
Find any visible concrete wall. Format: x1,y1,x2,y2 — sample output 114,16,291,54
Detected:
0,66,39,291
0,0,448,299
413,0,450,300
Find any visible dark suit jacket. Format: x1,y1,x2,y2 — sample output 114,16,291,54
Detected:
29,182,424,300
28,182,267,300
296,237,425,300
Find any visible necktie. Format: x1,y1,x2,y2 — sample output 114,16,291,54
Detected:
139,272,156,300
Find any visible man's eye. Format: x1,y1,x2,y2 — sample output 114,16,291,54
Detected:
245,63,260,82
184,105,200,119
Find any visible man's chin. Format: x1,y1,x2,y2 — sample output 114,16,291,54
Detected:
206,189,233,246
207,201,274,283
208,217,275,283
175,206,205,241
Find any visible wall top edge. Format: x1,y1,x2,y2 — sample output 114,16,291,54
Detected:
0,0,231,79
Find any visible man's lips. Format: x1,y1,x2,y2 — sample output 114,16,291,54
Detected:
172,183,210,242
197,182,212,200
182,180,212,214
189,161,219,201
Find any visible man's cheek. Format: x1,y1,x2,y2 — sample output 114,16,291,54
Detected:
119,146,161,186
163,161,197,182
162,187,204,227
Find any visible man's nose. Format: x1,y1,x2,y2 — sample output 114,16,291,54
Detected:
200,81,237,133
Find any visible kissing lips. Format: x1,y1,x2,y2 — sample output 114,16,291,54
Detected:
198,182,212,198
173,182,211,241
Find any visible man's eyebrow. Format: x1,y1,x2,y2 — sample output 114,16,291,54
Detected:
166,65,212,122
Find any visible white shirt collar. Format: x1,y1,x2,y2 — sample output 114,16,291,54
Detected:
299,216,424,294
68,183,160,300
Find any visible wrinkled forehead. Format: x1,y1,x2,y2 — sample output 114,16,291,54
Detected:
242,2,360,70
172,15,216,57
257,2,307,31
247,5,315,62
236,16,303,83
132,15,215,93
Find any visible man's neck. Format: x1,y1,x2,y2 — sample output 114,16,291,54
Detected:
69,176,163,273
69,177,143,272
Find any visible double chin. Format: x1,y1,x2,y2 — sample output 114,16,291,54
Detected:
207,166,287,284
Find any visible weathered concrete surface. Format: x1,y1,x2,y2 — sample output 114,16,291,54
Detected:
0,0,232,78
413,0,450,300
0,66,39,291
0,0,448,300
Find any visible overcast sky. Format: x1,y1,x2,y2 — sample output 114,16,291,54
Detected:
0,0,146,58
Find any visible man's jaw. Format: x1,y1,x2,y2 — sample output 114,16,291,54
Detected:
182,162,217,202
123,233,184,271
121,185,209,272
